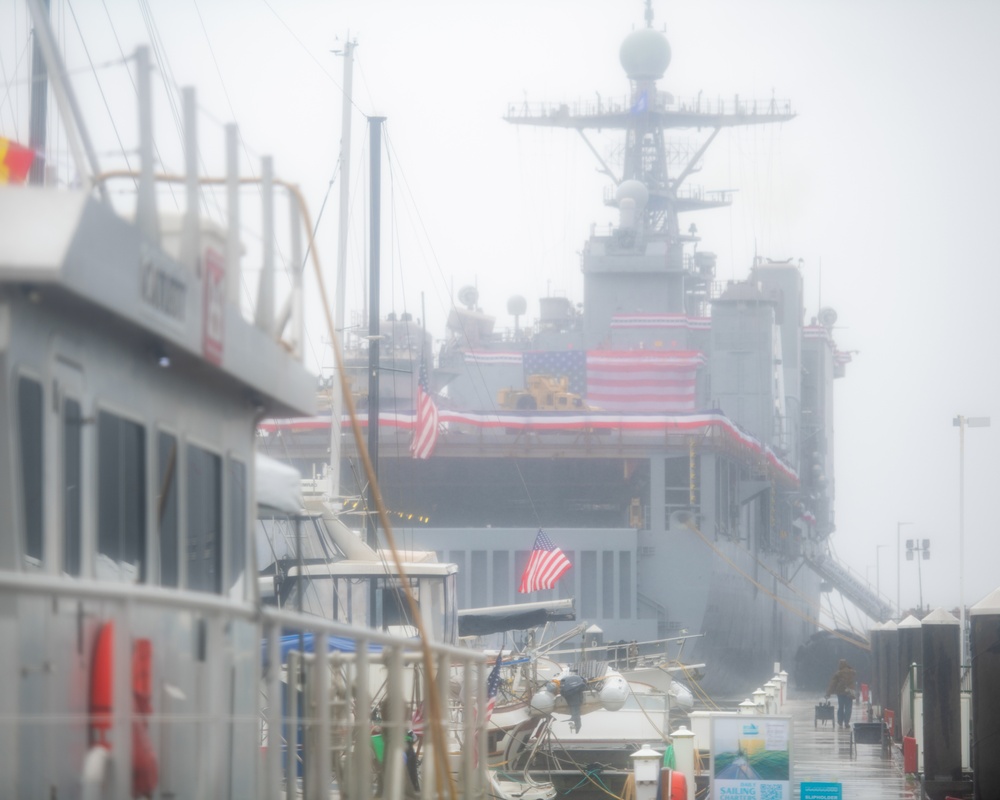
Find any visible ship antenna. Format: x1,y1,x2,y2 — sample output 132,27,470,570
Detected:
644,0,654,27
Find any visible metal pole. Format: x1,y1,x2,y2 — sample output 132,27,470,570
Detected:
953,414,989,666
897,521,912,617
329,36,356,505
365,116,385,549
959,416,965,663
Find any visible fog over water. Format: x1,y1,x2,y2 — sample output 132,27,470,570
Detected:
3,0,999,621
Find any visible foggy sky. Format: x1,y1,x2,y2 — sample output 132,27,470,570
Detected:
3,0,999,620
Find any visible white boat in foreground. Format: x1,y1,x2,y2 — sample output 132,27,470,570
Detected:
0,5,489,797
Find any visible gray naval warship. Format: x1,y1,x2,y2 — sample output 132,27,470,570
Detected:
262,2,883,698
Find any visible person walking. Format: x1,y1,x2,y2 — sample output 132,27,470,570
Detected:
825,659,858,729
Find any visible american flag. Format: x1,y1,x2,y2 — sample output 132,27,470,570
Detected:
523,350,587,395
410,355,439,459
585,350,704,412
485,650,504,723
518,530,571,594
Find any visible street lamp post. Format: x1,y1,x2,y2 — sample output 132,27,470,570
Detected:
875,544,888,614
897,521,913,617
906,538,931,615
954,414,990,666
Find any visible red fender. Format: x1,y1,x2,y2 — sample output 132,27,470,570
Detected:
88,622,160,797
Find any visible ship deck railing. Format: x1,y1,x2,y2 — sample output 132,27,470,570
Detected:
0,569,489,800
505,93,794,122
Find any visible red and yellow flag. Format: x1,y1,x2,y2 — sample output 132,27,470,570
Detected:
0,137,35,184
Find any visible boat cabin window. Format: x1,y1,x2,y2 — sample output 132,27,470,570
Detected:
157,431,179,587
63,398,83,576
228,459,247,597
97,411,146,582
17,376,44,568
186,445,221,593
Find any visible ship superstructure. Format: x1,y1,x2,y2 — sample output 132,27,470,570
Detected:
264,4,864,696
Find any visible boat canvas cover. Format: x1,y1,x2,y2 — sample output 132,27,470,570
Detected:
256,453,303,514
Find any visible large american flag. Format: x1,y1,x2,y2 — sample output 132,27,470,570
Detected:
585,350,704,412
410,356,439,459
518,530,571,594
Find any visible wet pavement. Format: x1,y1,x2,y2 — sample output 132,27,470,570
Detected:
787,691,922,799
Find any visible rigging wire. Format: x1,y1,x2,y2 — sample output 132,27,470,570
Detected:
65,0,132,178
0,29,32,140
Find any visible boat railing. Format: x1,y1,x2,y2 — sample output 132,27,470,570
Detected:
505,93,793,121
0,569,489,800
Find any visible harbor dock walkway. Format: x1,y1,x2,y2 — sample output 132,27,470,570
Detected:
786,690,920,799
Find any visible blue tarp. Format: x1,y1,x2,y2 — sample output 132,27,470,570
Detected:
262,631,384,667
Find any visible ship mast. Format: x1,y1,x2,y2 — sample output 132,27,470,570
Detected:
504,2,795,336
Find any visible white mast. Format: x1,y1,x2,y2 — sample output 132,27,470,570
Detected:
329,35,357,507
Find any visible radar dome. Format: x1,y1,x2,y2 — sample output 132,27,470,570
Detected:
619,27,671,81
507,295,527,316
615,180,649,210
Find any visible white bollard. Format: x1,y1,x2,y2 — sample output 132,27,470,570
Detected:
752,687,767,714
764,681,778,715
631,744,662,800
672,726,696,800
779,670,789,705
738,699,757,715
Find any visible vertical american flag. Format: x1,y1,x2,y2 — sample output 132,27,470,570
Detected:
485,650,504,723
518,530,571,594
410,355,439,459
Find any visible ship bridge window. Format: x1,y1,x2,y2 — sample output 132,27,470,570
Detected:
63,398,83,576
17,376,44,569
157,431,179,587
97,411,146,582
187,445,221,593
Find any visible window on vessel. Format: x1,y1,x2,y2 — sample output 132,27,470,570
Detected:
186,445,221,593
63,398,83,576
97,412,146,582
492,550,510,605
602,551,615,617
470,550,488,607
558,550,576,601
619,550,631,619
228,459,247,598
448,550,467,608
580,551,597,618
157,432,179,587
17,376,43,568
375,577,416,633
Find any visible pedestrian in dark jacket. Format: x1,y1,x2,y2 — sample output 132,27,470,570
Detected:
825,659,857,729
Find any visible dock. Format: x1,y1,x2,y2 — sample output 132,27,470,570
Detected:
787,691,921,800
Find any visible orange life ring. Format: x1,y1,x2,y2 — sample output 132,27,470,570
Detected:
659,767,687,800
89,622,159,797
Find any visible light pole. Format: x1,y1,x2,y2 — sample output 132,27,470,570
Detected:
906,538,931,614
875,544,888,614
896,521,913,617
954,414,990,666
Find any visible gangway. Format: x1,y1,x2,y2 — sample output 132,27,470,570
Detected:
806,554,893,622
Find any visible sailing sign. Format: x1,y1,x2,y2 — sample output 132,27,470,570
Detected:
710,715,792,800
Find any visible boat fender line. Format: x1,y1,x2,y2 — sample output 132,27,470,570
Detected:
658,767,686,800
81,745,112,800
88,621,160,797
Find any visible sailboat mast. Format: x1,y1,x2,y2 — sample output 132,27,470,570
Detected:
329,36,356,506
365,116,385,549
27,0,49,185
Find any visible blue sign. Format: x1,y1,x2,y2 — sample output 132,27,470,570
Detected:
800,782,841,800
